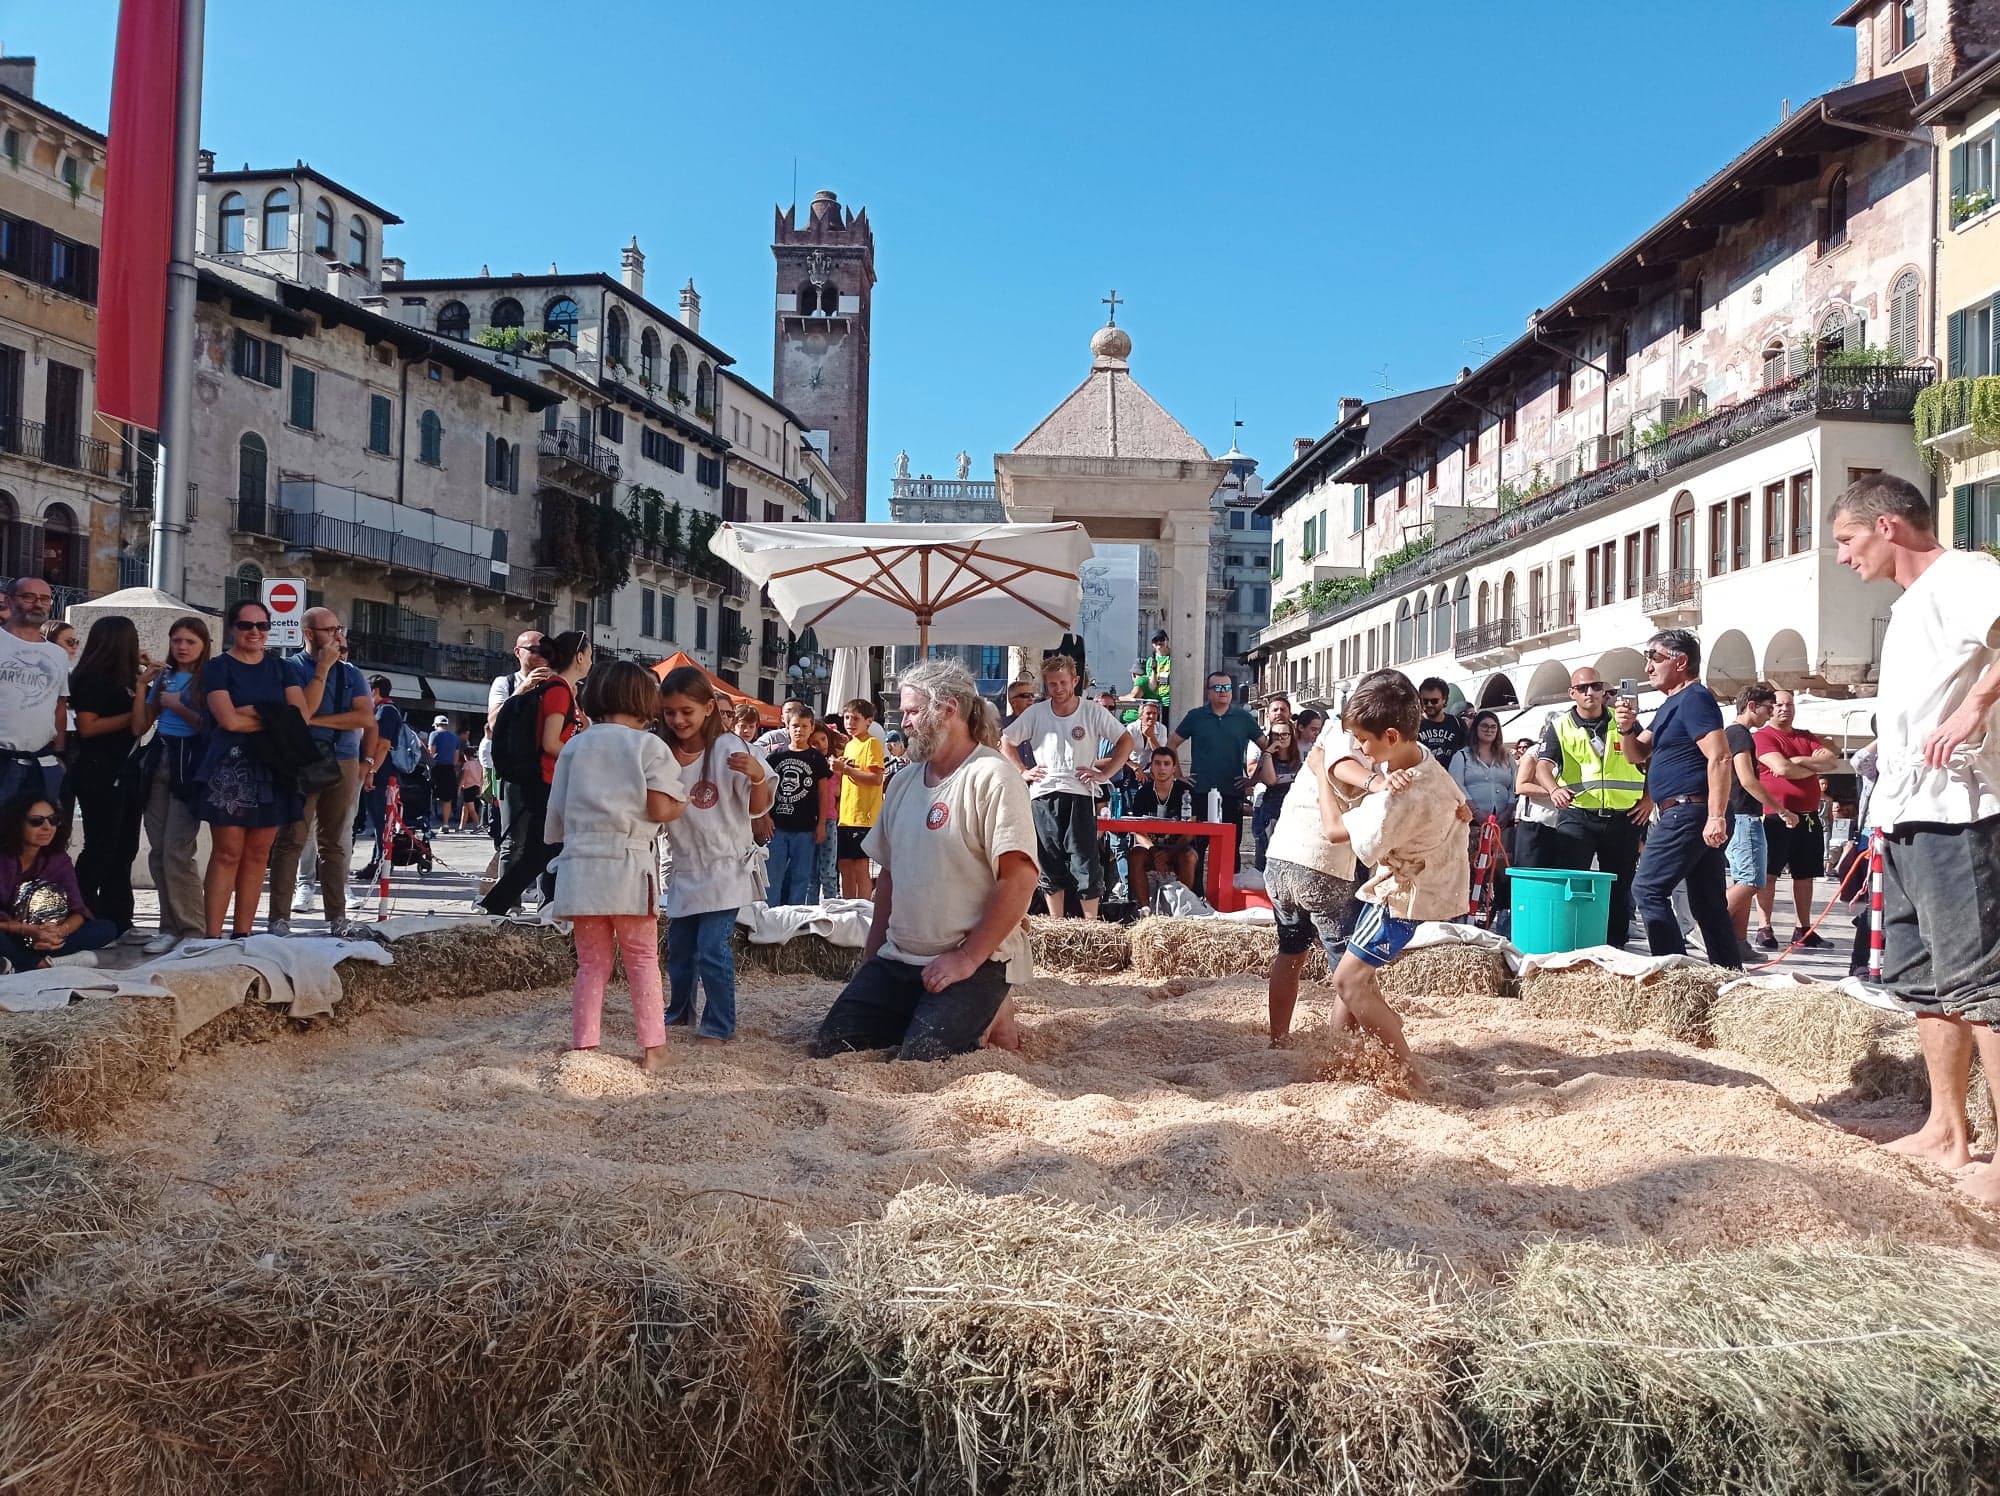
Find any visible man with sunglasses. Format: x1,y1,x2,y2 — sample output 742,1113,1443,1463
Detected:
0,578,70,808
1533,666,1650,949
1613,629,1742,968
1170,671,1265,861
1414,678,1467,768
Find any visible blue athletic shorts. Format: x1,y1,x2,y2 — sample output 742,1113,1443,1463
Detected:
1346,900,1420,969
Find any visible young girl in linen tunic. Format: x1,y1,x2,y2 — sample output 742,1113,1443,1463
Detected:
657,666,773,1040
545,662,687,1070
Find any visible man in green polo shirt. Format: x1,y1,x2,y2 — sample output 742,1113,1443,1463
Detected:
1134,629,1173,718
1170,670,1265,864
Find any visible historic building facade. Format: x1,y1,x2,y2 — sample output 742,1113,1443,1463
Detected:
773,191,873,519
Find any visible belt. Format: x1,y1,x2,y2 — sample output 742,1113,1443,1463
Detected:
1657,793,1707,812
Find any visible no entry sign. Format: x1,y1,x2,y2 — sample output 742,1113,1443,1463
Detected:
261,576,307,649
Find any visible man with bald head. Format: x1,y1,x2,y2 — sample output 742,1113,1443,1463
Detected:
267,607,375,935
1533,664,1652,948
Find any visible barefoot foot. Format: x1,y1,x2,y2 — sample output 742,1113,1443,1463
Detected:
1957,1160,2000,1207
1883,1117,1975,1169
639,1046,667,1072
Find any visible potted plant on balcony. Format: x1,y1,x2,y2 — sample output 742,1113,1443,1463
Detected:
1914,376,2000,468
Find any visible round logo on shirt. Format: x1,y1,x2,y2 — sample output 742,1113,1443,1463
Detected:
926,801,950,831
689,779,719,809
1069,724,1087,741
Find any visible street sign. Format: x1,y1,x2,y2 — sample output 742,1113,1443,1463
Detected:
261,576,307,649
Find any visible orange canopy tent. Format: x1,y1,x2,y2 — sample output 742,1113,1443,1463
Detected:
650,651,784,729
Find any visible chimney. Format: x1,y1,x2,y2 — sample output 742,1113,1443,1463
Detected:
1292,437,1314,463
0,54,36,99
197,148,216,174
620,236,645,295
1336,397,1364,424
380,256,404,283
679,278,701,334
396,295,428,327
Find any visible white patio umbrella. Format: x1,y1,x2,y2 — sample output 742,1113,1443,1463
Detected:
709,521,1094,652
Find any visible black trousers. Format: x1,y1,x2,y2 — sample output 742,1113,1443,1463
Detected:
481,779,560,914
72,760,142,931
1546,807,1642,948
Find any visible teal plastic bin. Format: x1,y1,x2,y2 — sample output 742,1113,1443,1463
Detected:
1508,867,1616,955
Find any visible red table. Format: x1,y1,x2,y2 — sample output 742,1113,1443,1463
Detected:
1097,815,1243,912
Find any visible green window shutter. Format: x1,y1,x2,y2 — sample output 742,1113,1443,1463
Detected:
483,433,496,485
1953,485,1975,550
369,394,392,454
1951,142,1968,197
1991,294,2000,373
289,367,315,430
263,344,282,389
1947,310,1966,378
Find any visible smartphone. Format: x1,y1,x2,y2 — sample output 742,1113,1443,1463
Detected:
1618,677,1638,701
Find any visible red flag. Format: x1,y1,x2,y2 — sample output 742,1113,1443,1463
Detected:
96,0,183,432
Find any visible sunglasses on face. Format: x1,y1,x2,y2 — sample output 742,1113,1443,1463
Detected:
1644,649,1679,664
24,814,56,828
236,620,272,632
1208,683,1232,693
13,594,50,606
1573,683,1607,694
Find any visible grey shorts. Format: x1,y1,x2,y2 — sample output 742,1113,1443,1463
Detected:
1879,814,2000,1026
1266,857,1358,961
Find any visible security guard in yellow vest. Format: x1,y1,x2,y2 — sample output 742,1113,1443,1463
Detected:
1532,666,1653,948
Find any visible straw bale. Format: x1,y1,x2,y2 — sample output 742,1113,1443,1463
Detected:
1709,981,1911,1086
1129,915,1297,979
1378,943,1510,1002
1469,1239,2000,1495
733,930,864,982
792,1185,1470,1496
1028,915,1132,975
0,1130,148,1315
1517,963,1727,1046
0,1193,792,1496
0,994,178,1139
333,923,575,1015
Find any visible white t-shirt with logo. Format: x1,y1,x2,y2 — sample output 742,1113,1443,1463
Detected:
1002,698,1126,799
1265,728,1361,881
863,745,1037,982
0,630,70,753
1871,548,2000,832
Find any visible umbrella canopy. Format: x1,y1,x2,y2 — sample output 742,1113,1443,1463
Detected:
709,521,1094,651
650,650,783,728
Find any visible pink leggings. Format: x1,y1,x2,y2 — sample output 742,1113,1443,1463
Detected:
571,914,666,1050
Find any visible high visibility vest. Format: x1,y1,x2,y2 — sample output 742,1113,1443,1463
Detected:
1552,711,1644,811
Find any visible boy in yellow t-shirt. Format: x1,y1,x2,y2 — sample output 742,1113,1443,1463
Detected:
833,698,886,898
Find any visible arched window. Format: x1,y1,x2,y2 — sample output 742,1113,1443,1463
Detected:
1431,588,1451,655
314,197,335,256
1413,590,1430,657
1395,600,1413,663
1670,491,1696,573
604,307,629,365
261,188,290,251
490,297,523,330
347,214,368,271
667,345,688,399
1,129,18,166
1453,577,1470,637
418,410,442,467
640,328,661,385
41,503,83,589
436,301,470,339
820,282,839,315
1817,307,1851,362
695,361,712,412
1888,271,1921,361
1501,572,1518,622
543,297,579,343
1477,581,1491,627
237,433,268,526
1821,170,1849,251
60,156,81,194
232,562,264,611
218,191,245,254
1761,339,1787,389
797,280,820,316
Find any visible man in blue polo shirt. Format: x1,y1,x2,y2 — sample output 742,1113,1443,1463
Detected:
1170,670,1265,865
267,608,374,936
1614,627,1742,968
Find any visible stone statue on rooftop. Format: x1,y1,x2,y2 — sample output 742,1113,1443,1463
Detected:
895,449,911,480
955,450,972,480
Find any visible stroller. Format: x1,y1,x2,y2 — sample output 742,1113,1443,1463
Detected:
384,776,437,876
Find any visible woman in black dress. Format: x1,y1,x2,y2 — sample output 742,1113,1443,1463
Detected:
66,616,162,933
198,598,309,938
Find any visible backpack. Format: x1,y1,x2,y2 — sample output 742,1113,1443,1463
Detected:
388,717,425,776
491,683,552,785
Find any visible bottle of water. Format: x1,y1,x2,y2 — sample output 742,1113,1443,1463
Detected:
1207,787,1222,823
1181,790,1194,822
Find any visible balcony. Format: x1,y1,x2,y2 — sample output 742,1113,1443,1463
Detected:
1455,614,1523,667
1518,589,1578,646
632,538,724,597
720,624,752,665
1916,376,2000,464
243,480,535,604
1642,568,1702,624
0,417,114,478
537,426,621,490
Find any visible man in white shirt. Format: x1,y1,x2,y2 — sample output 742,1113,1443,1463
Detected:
812,657,1038,1061
1000,653,1132,919
0,578,70,806
486,629,544,732
1832,474,2000,1207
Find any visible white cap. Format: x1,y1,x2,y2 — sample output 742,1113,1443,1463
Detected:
433,715,450,727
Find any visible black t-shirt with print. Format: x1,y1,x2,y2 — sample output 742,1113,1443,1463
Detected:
1133,778,1196,821
767,747,831,832
1416,714,1467,768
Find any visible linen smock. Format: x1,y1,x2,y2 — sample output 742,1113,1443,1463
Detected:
661,731,763,917
546,722,686,918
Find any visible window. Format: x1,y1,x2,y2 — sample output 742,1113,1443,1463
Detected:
227,562,265,612
490,297,523,330
572,601,589,634
1945,298,1999,378
1,129,15,166
288,366,316,430
1763,483,1786,561
1729,493,1751,570
314,197,335,256
1952,481,2000,549
1818,307,1862,364
1229,509,1246,530
237,433,268,522
1251,585,1267,614
1430,588,1450,652
1670,491,1695,574
696,362,712,412
1599,540,1618,602
543,297,578,343
1900,0,1921,50
668,345,688,399
218,192,245,253
641,427,676,466
46,233,94,300
1395,601,1413,663
419,410,442,466
1271,540,1283,580
641,587,656,637
1426,452,1439,491
1789,472,1813,554
367,394,393,456
1708,503,1727,577
597,406,625,443
660,594,677,640
348,215,368,271
1681,275,1704,338
1821,170,1849,251
695,605,709,650
1556,365,1573,413
595,593,612,627
640,329,661,385
486,435,519,491
764,501,784,523
1584,548,1598,609
605,307,628,365
1350,486,1364,532
1607,324,1629,380
1413,591,1429,656
1623,533,1640,598
436,301,469,339
1252,512,1270,531
232,330,283,387
1953,131,1996,222
1762,340,1788,389
696,454,721,488
1642,526,1659,583
261,188,290,251
1888,271,1921,360
1501,396,1517,445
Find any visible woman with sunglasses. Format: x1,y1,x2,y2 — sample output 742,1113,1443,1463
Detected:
196,598,310,939
1251,722,1302,869
0,799,117,970
67,615,162,935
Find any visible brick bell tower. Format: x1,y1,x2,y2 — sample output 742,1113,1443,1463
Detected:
773,190,875,520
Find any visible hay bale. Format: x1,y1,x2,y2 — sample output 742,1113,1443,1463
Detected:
792,1185,1470,1496
1129,915,1291,979
0,1194,792,1496
1517,962,1726,1046
335,923,575,1014
1469,1240,2000,1494
1378,943,1510,1003
0,994,178,1139
1709,981,1912,1086
1028,915,1131,975
0,1131,148,1314
733,930,864,982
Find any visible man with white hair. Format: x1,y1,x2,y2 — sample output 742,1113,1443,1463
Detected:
812,658,1038,1061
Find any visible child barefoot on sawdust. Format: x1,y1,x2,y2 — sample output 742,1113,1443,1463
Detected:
1308,670,1471,1094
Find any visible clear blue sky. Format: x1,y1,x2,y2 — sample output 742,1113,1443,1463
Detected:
19,1,1855,515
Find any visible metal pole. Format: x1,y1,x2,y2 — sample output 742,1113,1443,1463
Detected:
149,0,205,600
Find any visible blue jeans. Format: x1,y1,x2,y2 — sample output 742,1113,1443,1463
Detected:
814,816,839,900
0,916,118,971
0,754,62,811
1631,800,1742,968
665,907,738,1038
766,828,819,906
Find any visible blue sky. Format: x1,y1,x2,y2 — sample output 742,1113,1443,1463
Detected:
20,1,1856,515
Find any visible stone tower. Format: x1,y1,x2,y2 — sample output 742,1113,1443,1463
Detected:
772,190,875,519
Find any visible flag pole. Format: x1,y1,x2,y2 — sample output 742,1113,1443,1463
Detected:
149,0,205,600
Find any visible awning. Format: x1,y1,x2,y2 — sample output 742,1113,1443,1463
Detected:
369,670,423,704
420,675,493,714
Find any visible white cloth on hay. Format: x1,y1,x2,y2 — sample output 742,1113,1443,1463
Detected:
160,933,390,1019
366,913,504,941
0,966,171,1013
1717,969,1911,1017
737,899,875,949
1513,944,1707,982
